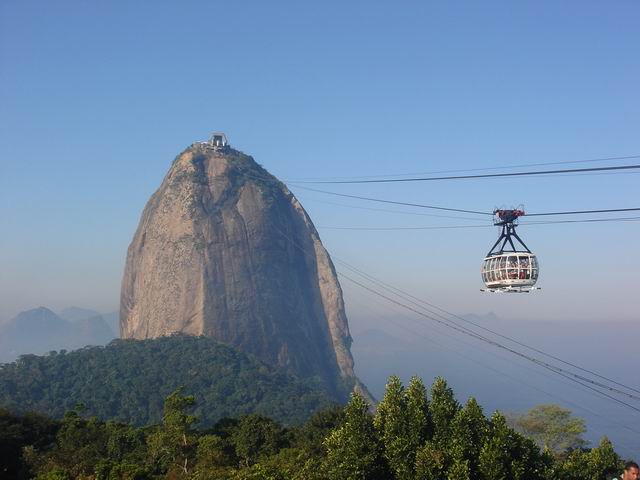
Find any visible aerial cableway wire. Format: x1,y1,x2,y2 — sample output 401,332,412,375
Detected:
270,222,640,403
337,262,640,400
336,271,640,414
289,185,493,215
527,208,640,217
347,291,640,446
284,153,640,182
294,196,485,221
245,171,640,218
289,184,640,218
244,167,640,418
335,258,640,397
287,163,640,184
318,216,640,230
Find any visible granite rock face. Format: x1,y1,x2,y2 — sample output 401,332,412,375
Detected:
120,143,368,400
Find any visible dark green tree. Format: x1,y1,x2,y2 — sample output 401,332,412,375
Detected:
585,436,623,480
449,397,488,476
405,375,431,450
429,377,460,448
415,440,446,480
478,411,552,480
374,375,413,480
447,457,471,480
292,404,344,458
231,414,286,467
323,392,388,480
147,387,197,475
38,407,108,478
0,408,58,479
374,375,431,480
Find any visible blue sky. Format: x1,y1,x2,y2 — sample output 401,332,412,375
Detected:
1,0,639,324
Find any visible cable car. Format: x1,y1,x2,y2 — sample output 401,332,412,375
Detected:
481,208,540,293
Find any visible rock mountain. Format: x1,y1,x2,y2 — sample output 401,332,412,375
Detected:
120,139,369,401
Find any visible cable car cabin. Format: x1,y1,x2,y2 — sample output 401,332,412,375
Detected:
481,252,538,292
481,207,540,293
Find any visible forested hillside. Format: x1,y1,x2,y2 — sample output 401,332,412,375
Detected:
1,376,626,480
0,335,335,427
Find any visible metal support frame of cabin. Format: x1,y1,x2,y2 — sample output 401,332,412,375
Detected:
486,209,531,256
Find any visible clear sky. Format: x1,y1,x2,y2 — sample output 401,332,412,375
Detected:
1,0,639,326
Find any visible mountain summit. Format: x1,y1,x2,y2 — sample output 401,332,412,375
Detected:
120,136,368,401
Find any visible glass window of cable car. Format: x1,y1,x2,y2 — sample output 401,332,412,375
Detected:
532,258,539,280
524,261,531,279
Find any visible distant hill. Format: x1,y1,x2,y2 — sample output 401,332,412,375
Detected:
0,335,336,427
101,311,120,336
58,306,102,322
59,306,119,336
0,307,116,363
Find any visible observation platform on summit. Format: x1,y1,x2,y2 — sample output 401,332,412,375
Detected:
197,132,230,152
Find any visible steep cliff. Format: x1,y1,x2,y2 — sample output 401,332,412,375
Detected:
120,142,368,401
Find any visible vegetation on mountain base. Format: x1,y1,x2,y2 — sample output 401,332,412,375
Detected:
0,335,336,427
1,375,628,480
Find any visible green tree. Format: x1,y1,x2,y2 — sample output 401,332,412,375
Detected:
40,408,108,478
479,411,552,480
405,376,431,464
292,404,344,458
429,377,460,448
555,447,588,480
509,404,587,455
447,457,471,480
415,441,446,480
556,436,622,480
373,375,432,480
449,397,488,476
232,414,286,467
585,436,623,480
374,375,413,480
193,434,235,478
0,408,58,479
147,387,197,475
323,392,387,480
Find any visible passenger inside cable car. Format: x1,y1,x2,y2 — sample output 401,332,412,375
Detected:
481,252,538,292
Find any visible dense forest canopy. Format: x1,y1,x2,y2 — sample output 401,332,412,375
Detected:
1,376,628,480
0,335,335,427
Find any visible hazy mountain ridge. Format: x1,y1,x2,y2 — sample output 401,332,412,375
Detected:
0,307,116,363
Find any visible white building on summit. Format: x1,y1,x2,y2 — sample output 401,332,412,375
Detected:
199,132,229,150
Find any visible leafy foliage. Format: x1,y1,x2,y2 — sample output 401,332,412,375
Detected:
0,335,336,427
507,403,587,454
0,375,629,479
0,408,57,479
323,392,388,479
